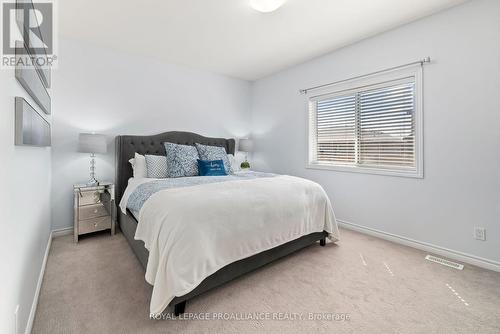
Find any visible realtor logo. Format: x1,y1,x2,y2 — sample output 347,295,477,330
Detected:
1,0,56,68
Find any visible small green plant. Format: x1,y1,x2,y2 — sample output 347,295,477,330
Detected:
240,161,250,169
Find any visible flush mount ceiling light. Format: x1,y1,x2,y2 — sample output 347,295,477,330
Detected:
249,0,287,13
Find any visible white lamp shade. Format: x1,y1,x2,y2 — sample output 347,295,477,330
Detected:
238,138,254,152
78,133,107,154
249,0,286,13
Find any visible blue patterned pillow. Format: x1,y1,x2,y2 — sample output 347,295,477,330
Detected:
163,142,200,178
145,155,168,178
195,143,233,174
198,159,227,176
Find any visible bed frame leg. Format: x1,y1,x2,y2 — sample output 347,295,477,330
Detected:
319,237,326,247
174,301,186,316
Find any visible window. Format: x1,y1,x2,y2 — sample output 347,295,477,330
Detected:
307,66,423,177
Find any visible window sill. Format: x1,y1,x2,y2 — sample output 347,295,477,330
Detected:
305,163,423,179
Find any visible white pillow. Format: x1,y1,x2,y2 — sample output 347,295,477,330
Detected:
128,153,147,178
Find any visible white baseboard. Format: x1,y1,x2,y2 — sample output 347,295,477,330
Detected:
24,232,52,334
338,219,500,273
51,226,73,238
24,227,73,334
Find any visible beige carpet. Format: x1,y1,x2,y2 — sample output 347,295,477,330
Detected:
32,228,500,334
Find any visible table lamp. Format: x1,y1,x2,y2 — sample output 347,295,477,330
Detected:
78,133,107,185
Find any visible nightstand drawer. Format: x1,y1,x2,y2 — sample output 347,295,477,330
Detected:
79,204,109,220
79,190,103,206
79,216,111,235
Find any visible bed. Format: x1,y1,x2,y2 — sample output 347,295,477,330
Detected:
115,131,339,316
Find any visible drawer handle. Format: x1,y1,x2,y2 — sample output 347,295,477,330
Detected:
94,223,98,227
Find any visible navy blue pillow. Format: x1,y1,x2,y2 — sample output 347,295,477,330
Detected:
197,159,227,176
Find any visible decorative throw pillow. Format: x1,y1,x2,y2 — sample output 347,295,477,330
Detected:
129,153,147,178
145,155,168,178
195,143,233,174
163,142,200,178
197,159,227,176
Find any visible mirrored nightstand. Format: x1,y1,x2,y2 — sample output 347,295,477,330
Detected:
73,182,116,243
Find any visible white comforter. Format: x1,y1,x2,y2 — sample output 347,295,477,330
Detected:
121,174,339,314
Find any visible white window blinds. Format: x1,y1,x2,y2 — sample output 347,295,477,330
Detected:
308,69,422,177
315,94,357,164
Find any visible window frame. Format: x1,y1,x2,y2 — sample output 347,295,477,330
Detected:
306,65,423,178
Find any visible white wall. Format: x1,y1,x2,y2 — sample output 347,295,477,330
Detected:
51,39,251,231
0,69,52,331
251,0,500,264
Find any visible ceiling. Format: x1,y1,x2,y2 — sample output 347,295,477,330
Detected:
59,0,467,81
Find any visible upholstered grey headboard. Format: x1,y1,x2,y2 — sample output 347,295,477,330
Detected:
115,131,235,204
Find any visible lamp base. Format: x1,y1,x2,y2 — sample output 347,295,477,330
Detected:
87,178,99,186
87,154,99,186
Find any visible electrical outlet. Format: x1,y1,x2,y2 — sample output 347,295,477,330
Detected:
474,227,486,241
14,305,19,334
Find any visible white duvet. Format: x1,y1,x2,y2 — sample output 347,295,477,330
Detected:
120,174,339,314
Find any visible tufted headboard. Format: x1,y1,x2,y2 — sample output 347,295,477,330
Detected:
115,131,235,204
